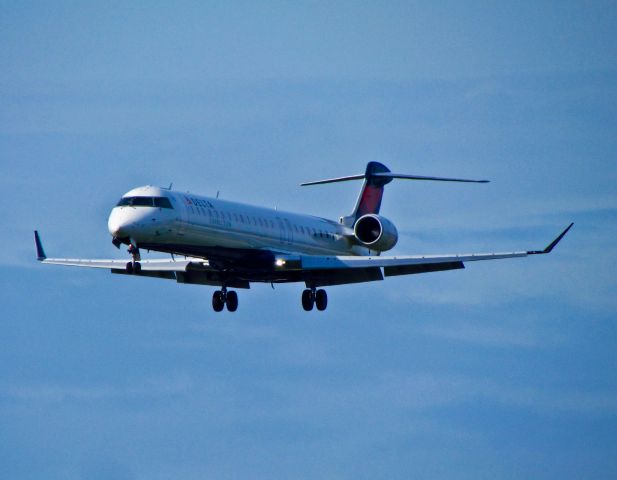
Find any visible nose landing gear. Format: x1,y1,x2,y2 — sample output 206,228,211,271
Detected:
125,244,142,274
212,287,239,312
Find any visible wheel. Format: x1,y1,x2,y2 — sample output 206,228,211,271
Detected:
133,262,142,274
226,290,238,312
212,290,225,312
315,289,327,311
126,261,134,274
301,289,314,311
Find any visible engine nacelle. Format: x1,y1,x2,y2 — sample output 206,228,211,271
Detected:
353,214,398,252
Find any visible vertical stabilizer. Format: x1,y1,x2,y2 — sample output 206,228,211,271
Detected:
344,162,393,226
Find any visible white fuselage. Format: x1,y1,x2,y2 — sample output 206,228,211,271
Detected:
107,186,368,257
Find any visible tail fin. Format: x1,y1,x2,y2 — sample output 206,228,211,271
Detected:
301,161,489,226
349,161,393,222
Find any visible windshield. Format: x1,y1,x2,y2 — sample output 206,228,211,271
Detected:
116,196,173,209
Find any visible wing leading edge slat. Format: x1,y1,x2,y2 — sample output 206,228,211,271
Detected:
39,257,193,272
299,251,528,270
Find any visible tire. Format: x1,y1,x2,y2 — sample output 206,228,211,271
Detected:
126,262,134,274
133,262,142,274
315,289,328,311
226,290,238,312
302,289,314,311
212,290,225,312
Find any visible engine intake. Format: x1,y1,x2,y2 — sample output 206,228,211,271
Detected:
354,214,398,251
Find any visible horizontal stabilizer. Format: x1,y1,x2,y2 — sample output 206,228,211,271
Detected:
372,172,489,183
301,174,367,186
301,170,489,186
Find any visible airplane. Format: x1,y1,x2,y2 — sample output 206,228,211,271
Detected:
34,161,573,312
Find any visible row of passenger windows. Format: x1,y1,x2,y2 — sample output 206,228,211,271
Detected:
188,206,337,240
116,196,174,209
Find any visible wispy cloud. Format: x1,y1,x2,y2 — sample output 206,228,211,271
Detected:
1,373,193,403
416,321,565,349
285,371,617,417
376,372,617,415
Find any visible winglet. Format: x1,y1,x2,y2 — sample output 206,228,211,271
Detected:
34,230,47,260
528,223,574,255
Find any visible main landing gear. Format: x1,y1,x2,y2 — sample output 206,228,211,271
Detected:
302,288,328,311
125,244,141,274
212,287,238,313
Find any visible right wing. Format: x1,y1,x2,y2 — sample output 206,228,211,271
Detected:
34,231,250,288
35,231,193,272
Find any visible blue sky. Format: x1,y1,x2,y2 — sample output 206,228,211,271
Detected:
1,1,616,479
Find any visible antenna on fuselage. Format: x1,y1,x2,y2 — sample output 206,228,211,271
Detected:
162,182,173,190
216,191,220,199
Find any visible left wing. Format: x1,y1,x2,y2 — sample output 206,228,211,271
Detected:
276,223,574,278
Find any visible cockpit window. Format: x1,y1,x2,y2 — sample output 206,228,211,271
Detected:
116,196,174,209
131,197,154,207
153,197,173,208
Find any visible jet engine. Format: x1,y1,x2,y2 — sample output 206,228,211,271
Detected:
353,214,398,251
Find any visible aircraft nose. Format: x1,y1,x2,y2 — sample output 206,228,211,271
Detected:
108,208,134,238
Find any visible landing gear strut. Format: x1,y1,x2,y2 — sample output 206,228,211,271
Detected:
125,244,141,274
212,287,239,312
302,287,327,311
